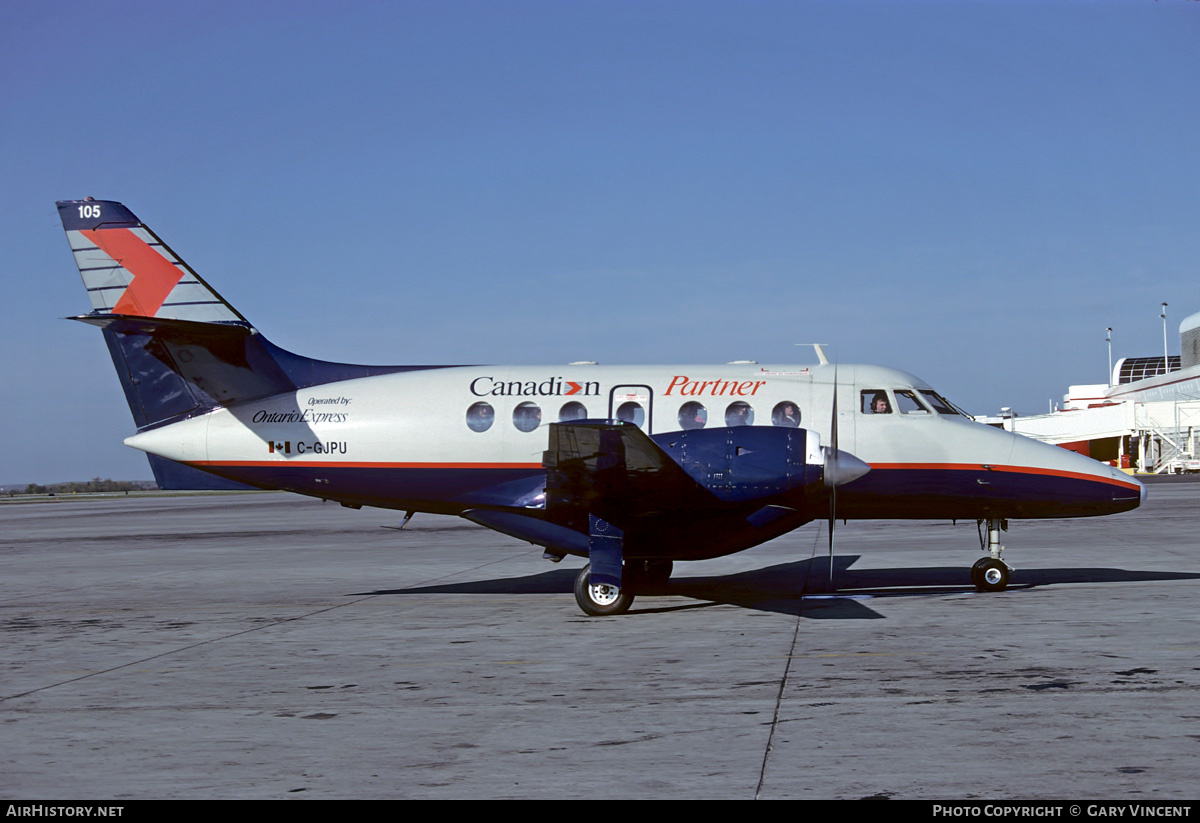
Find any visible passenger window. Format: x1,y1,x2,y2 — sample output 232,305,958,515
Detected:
725,401,754,427
559,401,588,421
772,401,801,428
678,401,707,430
616,401,645,428
861,391,892,415
513,402,542,432
895,390,928,414
466,401,495,432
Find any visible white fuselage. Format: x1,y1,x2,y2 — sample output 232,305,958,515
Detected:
125,361,1141,521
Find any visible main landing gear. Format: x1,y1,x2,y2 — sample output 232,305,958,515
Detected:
626,559,674,591
972,518,1012,592
574,564,634,616
573,560,674,616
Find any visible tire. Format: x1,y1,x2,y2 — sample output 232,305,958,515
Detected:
624,559,674,592
974,558,1010,593
574,564,634,616
970,557,990,588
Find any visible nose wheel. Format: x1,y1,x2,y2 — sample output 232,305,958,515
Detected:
971,556,1010,592
972,518,1012,592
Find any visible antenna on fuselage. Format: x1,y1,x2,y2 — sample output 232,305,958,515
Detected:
382,510,416,531
796,343,829,365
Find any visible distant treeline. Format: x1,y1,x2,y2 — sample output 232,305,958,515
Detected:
10,478,158,496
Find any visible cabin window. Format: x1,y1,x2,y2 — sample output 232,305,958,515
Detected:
895,390,928,414
513,402,542,432
678,401,707,430
772,401,801,427
616,401,645,428
725,401,754,427
861,390,892,415
466,401,495,432
559,401,588,421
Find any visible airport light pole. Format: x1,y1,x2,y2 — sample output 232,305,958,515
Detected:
1107,327,1113,387
1162,302,1170,375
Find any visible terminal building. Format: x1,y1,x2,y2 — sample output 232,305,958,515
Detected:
980,312,1200,474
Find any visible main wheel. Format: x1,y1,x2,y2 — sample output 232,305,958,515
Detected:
973,558,1010,593
624,559,674,592
574,564,634,616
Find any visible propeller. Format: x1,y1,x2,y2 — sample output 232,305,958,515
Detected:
826,364,838,589
802,356,873,595
820,364,871,590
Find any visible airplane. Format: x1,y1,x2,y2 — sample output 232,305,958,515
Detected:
57,198,1146,616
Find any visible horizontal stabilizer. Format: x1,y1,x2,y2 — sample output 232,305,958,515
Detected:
73,314,295,429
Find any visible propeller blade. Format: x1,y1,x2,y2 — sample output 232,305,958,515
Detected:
828,364,838,589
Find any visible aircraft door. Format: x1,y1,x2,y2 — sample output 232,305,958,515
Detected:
609,385,653,433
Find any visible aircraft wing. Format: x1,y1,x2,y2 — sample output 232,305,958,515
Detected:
543,420,821,532
543,421,717,527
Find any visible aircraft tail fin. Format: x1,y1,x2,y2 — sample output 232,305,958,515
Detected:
57,198,296,431
58,198,423,487
57,199,246,324
58,198,416,427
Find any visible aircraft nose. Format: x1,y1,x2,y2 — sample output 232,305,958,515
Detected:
1133,470,1148,505
1105,464,1145,507
1006,434,1145,515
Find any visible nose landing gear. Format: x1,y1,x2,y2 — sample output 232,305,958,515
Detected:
972,518,1013,592
971,556,1010,592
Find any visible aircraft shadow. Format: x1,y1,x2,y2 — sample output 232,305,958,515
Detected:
362,556,1200,620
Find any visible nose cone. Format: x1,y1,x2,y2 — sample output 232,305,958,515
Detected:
1116,465,1147,507
1008,434,1144,516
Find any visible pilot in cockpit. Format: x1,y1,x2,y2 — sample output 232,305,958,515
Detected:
865,391,891,415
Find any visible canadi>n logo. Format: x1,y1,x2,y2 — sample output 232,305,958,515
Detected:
469,376,600,397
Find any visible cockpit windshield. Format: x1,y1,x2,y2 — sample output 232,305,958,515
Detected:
919,389,967,417
860,386,970,418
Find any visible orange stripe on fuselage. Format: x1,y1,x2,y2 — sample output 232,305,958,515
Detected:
82,228,184,317
193,461,544,469
868,462,1140,490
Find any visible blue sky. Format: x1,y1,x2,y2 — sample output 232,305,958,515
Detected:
3,0,1199,483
